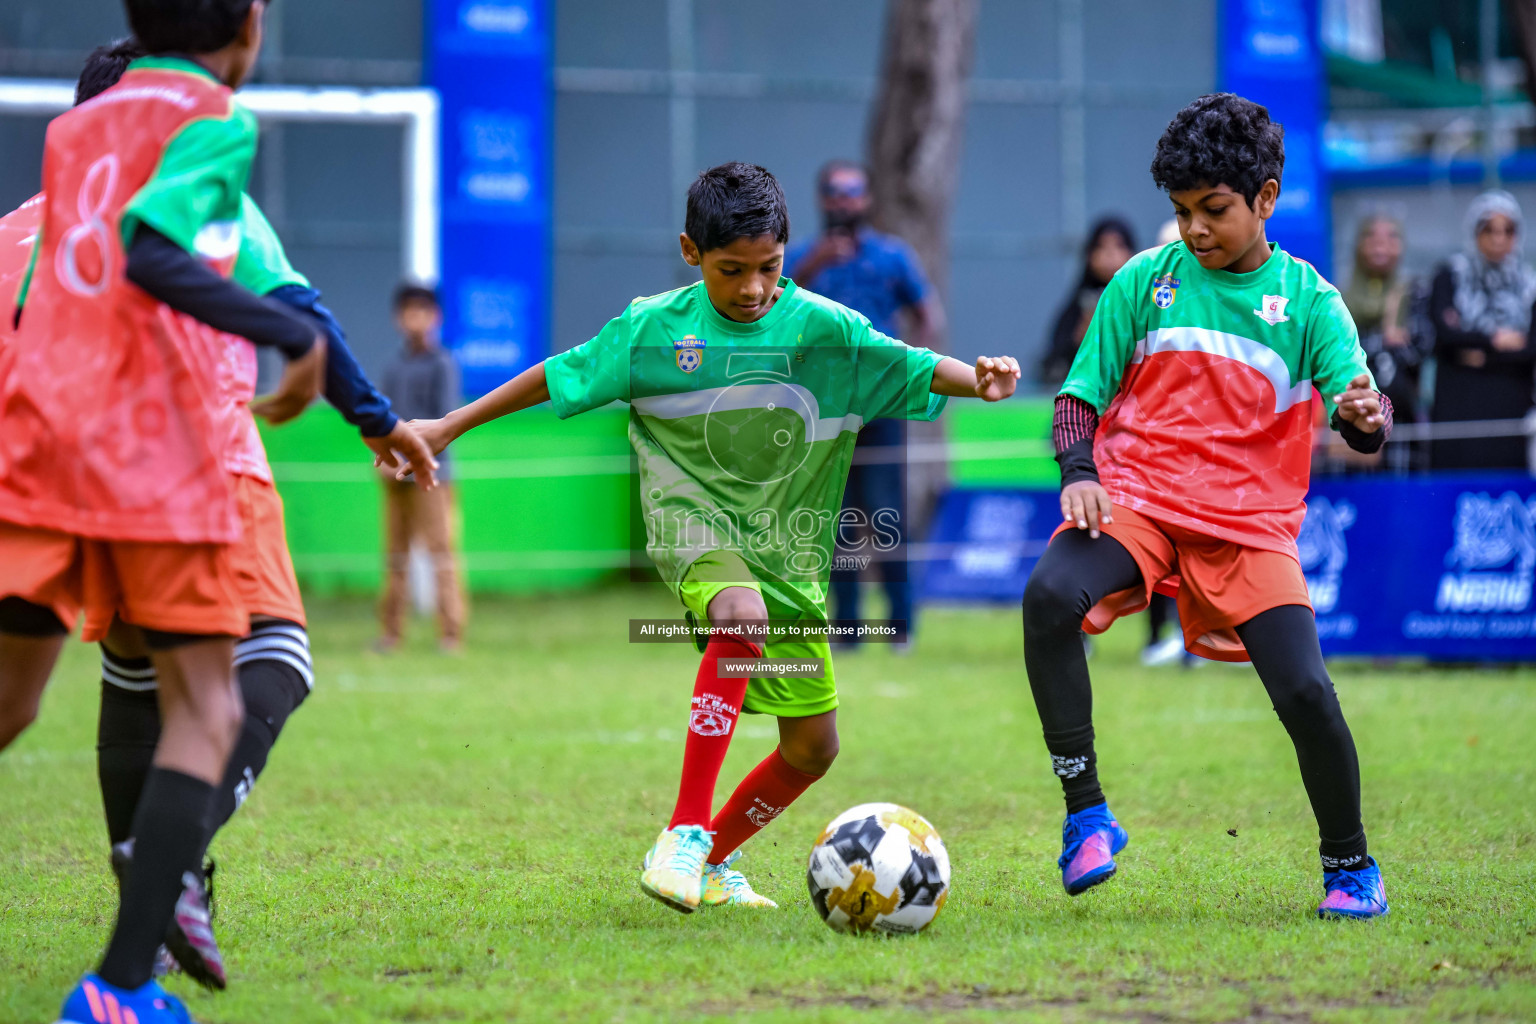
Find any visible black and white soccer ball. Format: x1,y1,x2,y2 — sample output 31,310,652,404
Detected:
806,802,951,935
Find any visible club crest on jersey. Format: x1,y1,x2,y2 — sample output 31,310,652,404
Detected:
1255,294,1290,325
674,335,706,372
1152,273,1180,309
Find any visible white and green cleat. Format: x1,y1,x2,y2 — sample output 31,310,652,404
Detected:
700,851,777,908
640,825,713,913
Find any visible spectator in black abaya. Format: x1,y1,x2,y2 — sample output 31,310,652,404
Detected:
1430,191,1536,471
1039,217,1137,386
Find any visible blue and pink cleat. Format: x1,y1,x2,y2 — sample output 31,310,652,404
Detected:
57,974,194,1024
1317,857,1389,919
1059,803,1129,895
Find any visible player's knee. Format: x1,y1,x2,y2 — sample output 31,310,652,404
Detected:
782,732,838,775
707,588,769,640
1022,571,1083,638
1270,674,1339,726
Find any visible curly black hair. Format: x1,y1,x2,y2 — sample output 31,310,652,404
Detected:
1149,93,1285,207
76,37,147,105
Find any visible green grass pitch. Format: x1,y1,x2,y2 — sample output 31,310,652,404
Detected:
2,588,1533,1023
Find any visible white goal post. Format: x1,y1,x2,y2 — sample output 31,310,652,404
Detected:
0,80,439,282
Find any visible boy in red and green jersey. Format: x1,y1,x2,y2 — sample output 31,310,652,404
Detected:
1025,94,1392,919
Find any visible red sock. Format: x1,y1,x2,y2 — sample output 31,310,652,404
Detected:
667,633,759,829
707,747,822,863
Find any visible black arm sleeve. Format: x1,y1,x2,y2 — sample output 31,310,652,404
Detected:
1052,394,1101,486
1332,393,1394,454
265,285,398,437
124,225,316,358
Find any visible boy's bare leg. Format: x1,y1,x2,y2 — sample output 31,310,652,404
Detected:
97,634,241,990
0,630,66,751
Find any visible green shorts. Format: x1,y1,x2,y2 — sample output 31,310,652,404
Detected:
677,551,837,719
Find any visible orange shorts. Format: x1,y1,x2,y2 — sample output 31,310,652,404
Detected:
228,475,305,627
0,520,247,641
1070,503,1312,663
78,475,304,639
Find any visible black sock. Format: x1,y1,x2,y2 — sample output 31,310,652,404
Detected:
97,768,215,989
97,652,162,847
1043,723,1104,814
204,650,309,852
1319,830,1369,872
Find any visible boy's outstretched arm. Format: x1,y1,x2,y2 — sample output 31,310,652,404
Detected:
398,361,551,470
930,355,1021,401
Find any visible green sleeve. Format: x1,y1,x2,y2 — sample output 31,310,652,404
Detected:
233,194,308,295
120,106,257,257
1058,267,1139,414
544,306,633,418
1308,288,1375,420
851,317,948,422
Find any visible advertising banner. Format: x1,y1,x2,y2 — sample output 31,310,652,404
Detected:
921,476,1536,660
1221,0,1330,277
429,0,550,395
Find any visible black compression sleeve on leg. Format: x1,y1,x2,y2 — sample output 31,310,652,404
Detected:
97,654,162,847
1022,530,1143,813
1236,604,1368,870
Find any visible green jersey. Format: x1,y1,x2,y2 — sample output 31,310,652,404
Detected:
545,278,947,616
1060,241,1372,556
233,195,308,295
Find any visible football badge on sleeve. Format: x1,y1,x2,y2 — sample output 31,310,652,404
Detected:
1152,273,1180,309
674,335,706,373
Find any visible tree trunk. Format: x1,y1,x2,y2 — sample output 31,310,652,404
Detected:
865,0,977,550
866,0,977,311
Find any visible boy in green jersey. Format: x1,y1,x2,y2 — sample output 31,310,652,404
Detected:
409,162,1020,912
1028,94,1392,917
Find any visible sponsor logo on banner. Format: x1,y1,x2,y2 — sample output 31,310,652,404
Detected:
459,112,535,207
955,494,1032,577
1298,497,1354,614
461,2,531,35
1436,492,1536,612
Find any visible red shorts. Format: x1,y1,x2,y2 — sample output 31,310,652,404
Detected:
0,521,247,640
1067,503,1312,663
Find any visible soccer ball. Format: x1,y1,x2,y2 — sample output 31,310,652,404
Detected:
806,802,951,935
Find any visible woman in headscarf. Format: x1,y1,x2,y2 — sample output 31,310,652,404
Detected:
1429,190,1536,470
1038,216,1137,385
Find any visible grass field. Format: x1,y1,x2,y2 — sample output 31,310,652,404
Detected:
2,588,1533,1023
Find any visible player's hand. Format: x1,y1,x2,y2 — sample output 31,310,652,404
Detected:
1331,373,1384,433
383,417,455,481
973,355,1021,402
365,420,439,491
1061,480,1113,539
250,335,327,426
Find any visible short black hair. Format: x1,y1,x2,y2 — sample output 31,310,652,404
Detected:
684,162,790,254
76,37,148,105
1149,93,1285,207
123,0,263,56
393,282,439,312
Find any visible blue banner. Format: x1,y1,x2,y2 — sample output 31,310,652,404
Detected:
921,477,1536,661
429,0,550,396
1221,0,1330,277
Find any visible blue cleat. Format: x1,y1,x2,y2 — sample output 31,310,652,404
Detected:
1317,857,1389,920
1059,803,1129,896
57,974,194,1024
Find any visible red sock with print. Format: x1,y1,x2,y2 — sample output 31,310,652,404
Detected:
707,748,823,864
667,633,760,829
